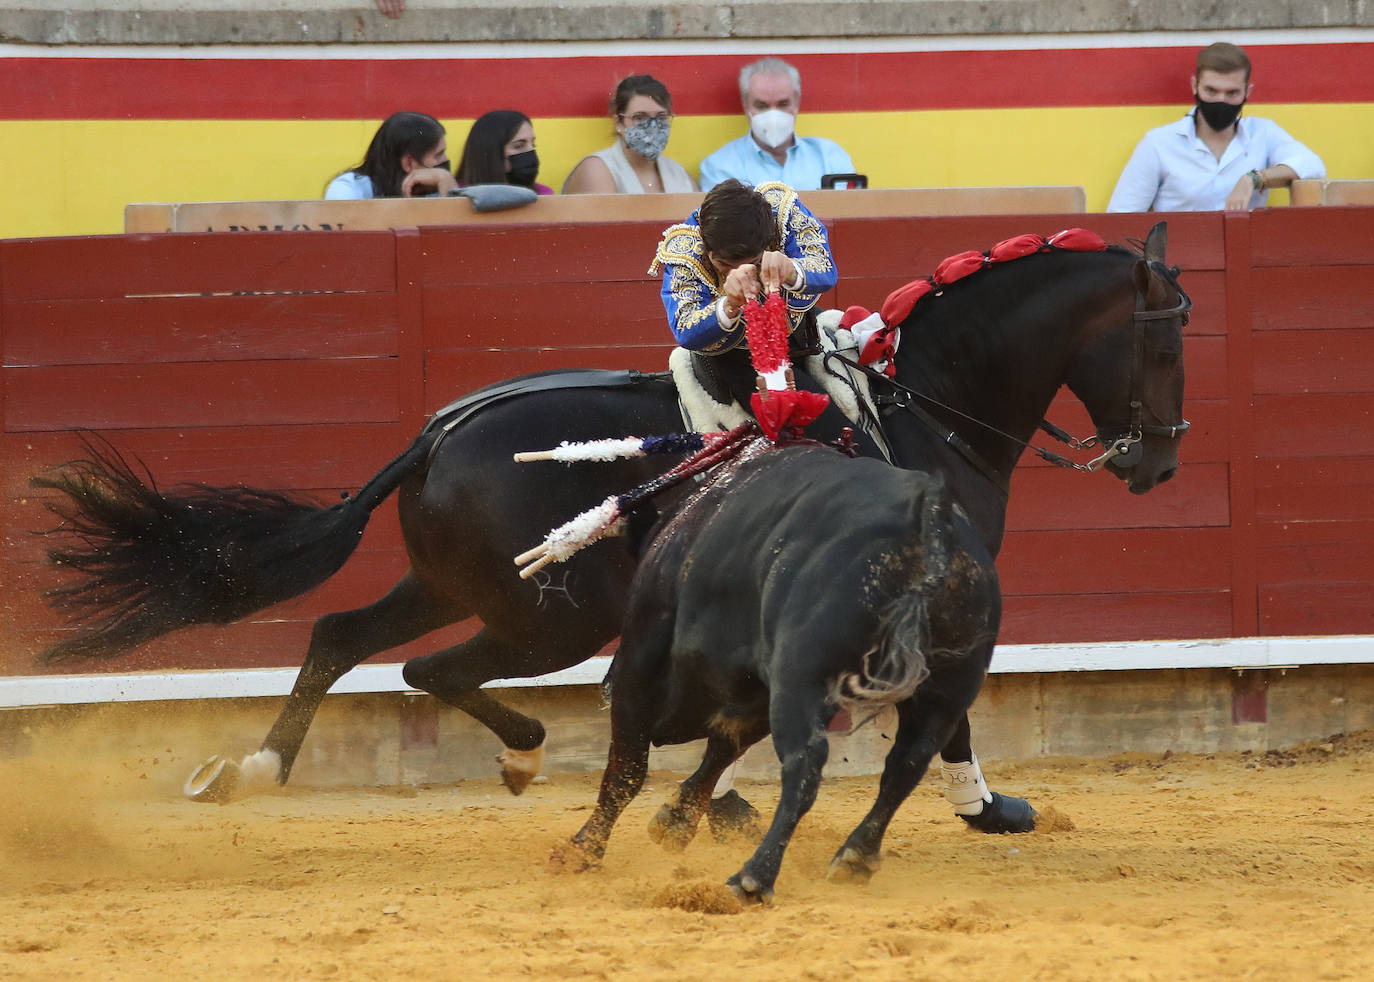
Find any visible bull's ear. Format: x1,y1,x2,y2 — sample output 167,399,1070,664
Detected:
1143,221,1168,264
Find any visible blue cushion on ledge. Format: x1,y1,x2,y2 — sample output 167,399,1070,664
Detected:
450,184,539,212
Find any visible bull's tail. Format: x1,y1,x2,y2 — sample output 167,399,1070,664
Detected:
831,474,968,712
30,431,439,663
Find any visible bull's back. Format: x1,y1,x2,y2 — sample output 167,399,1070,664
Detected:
662,448,938,659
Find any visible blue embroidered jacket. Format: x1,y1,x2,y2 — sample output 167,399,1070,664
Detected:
648,182,836,354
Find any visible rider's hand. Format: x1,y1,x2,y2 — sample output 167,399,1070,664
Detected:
759,251,798,294
722,264,761,319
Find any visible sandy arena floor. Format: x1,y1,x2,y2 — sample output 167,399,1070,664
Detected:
2,719,1373,982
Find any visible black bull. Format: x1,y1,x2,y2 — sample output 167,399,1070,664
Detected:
555,446,1000,905
32,223,1188,827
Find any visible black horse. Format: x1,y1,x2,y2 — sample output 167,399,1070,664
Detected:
553,447,1001,905
33,223,1188,827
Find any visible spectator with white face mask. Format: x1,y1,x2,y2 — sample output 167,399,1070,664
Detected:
562,75,697,195
698,57,856,192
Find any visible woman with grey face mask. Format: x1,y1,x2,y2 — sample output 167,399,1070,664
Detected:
562,75,698,195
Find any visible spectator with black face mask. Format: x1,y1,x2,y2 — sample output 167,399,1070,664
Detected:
562,74,697,195
455,110,554,196
324,111,455,199
1107,42,1325,212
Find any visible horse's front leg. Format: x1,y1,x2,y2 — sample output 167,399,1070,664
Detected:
939,712,1037,833
728,685,832,905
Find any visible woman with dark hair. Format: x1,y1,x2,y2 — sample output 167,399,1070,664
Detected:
325,111,454,199
562,75,696,195
455,110,554,195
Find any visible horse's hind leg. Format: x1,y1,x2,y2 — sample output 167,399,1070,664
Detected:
185,573,456,802
939,712,1037,833
401,628,603,794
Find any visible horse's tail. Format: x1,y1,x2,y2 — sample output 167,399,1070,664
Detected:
30,431,439,663
832,474,982,712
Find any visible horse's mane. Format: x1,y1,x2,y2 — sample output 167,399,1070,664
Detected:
879,229,1138,330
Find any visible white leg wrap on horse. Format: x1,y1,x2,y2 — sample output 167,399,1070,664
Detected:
939,754,993,816
712,761,738,797
237,749,283,794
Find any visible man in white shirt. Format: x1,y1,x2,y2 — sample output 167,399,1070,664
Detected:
698,57,856,192
1107,42,1325,213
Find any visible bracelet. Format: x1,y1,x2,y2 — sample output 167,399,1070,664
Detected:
1248,169,1266,191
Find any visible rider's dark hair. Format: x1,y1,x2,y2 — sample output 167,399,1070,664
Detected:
698,179,779,262
337,111,445,198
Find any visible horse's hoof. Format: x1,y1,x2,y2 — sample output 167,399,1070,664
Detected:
959,791,1038,834
706,789,763,843
647,803,697,852
496,744,545,796
827,845,881,883
726,871,774,907
183,754,241,804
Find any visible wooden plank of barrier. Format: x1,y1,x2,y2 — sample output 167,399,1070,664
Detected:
1289,179,1374,207
122,186,1088,234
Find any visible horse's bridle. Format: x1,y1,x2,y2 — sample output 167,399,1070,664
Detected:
1076,263,1192,471
845,259,1194,488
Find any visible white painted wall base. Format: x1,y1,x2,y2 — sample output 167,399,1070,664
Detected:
3,635,1370,709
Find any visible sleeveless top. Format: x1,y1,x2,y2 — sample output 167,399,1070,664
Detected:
588,140,696,194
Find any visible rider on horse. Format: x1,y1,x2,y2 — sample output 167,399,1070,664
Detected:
649,179,879,456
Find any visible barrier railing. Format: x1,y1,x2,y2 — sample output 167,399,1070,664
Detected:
4,205,1373,702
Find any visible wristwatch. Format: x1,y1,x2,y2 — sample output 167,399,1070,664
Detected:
1247,169,1266,191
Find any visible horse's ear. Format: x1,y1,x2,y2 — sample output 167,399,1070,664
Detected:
1143,221,1168,264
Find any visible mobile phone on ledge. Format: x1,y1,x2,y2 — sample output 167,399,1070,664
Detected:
821,173,868,190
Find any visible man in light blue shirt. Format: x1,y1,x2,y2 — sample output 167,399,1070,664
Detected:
1107,42,1325,213
698,57,856,192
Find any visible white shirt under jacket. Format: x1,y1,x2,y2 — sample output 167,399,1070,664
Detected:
1106,112,1326,212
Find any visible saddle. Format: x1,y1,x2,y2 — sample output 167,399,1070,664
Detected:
668,310,893,462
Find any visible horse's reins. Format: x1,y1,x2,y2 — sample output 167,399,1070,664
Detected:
836,265,1193,490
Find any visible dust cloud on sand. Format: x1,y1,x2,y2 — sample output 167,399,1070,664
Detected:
3,717,1374,982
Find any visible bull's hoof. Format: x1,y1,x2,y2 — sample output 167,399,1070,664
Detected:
647,802,700,852
726,870,774,907
183,754,241,804
826,845,881,883
706,789,763,843
548,839,601,874
496,744,545,796
959,791,1038,834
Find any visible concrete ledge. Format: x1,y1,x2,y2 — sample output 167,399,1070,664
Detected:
5,663,1373,788
3,0,1370,46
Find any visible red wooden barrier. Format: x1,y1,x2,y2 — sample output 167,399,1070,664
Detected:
3,208,1372,678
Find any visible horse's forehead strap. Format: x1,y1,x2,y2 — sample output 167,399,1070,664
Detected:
879,228,1109,328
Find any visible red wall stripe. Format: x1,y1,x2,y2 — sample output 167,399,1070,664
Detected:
3,44,1371,120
